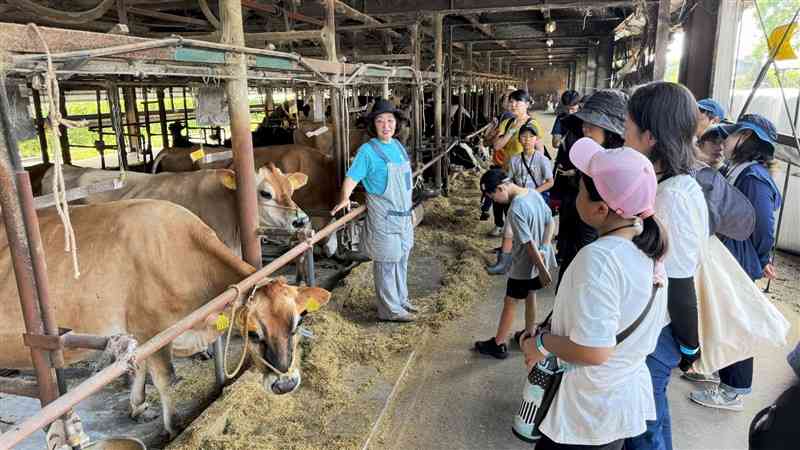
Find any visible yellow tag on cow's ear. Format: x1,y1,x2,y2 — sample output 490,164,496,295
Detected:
190,148,206,162
305,297,321,313
215,314,230,331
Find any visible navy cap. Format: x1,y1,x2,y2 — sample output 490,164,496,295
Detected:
698,124,727,143
480,169,510,194
519,122,539,136
698,98,726,120
720,114,778,150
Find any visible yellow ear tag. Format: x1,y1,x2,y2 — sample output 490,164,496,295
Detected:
215,314,230,331
190,148,206,162
305,297,321,313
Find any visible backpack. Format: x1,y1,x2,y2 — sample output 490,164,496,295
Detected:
693,166,756,240
750,383,800,450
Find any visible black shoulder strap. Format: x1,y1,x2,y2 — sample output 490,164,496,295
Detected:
616,285,659,344
520,153,540,188
540,285,660,345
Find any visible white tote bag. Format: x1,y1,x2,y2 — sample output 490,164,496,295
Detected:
694,236,790,374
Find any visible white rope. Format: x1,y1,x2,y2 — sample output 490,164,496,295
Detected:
28,23,85,279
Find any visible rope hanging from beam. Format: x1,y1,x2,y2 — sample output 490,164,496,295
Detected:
7,0,116,26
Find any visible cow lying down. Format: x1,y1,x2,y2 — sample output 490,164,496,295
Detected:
0,199,330,436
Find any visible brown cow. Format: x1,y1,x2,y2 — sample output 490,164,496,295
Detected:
0,199,330,436
41,165,310,255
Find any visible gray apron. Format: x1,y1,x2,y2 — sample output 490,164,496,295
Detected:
362,138,414,263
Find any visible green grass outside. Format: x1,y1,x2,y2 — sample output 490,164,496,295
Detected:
19,96,267,162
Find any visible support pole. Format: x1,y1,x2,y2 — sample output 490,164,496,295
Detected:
410,22,422,160
652,0,671,81
220,0,261,269
433,12,444,190
95,90,106,170
31,88,49,165
321,0,345,192
156,88,169,148
122,87,141,154
0,81,61,409
107,84,128,170
57,89,71,165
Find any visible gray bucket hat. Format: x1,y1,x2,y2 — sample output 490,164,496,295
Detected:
563,89,628,138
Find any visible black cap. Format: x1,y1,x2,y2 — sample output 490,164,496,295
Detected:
366,98,406,121
480,169,510,194
508,89,532,103
519,122,539,137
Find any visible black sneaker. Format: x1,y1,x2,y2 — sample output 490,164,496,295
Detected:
474,337,508,359
513,329,527,346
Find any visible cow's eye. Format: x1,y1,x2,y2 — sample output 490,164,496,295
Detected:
260,190,272,200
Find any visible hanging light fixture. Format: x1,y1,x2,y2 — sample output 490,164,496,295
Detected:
545,19,557,34
549,62,553,66
548,54,553,60
546,38,554,47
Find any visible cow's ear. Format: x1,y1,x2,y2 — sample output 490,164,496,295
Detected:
288,172,308,191
295,287,331,314
219,170,237,190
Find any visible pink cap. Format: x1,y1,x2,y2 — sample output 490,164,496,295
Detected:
569,137,657,220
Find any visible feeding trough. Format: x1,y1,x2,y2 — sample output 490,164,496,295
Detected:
83,437,146,450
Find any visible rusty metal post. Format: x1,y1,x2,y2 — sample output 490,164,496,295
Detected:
0,81,62,408
156,88,169,148
57,89,71,165
31,88,49,165
433,12,444,190
220,0,261,269
141,88,153,164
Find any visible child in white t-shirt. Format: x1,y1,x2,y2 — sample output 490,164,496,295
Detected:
521,138,668,449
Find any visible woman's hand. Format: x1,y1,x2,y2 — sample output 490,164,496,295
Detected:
521,333,546,370
330,199,351,216
763,263,777,280
539,269,552,287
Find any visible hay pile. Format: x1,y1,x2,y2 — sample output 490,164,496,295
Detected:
167,170,496,450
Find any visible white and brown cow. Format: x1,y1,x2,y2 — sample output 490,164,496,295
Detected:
0,199,331,436
41,165,310,256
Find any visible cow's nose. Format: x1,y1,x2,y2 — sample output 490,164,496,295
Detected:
271,376,299,394
292,215,309,229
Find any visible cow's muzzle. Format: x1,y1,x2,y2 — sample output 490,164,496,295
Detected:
263,368,301,395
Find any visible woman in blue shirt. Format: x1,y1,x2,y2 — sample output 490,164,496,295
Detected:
331,99,417,322
689,114,782,411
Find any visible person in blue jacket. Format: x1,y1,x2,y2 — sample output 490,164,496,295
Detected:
689,114,782,411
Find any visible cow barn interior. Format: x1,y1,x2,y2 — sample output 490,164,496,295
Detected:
1,1,800,449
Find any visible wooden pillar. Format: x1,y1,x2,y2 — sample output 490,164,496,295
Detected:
678,0,720,99
220,0,261,268
652,0,671,81
156,88,169,148
433,12,444,189
31,89,49,165
321,0,344,191
57,89,71,164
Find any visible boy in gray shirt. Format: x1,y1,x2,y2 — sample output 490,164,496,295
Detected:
475,169,554,359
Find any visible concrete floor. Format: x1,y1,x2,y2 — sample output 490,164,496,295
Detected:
373,241,799,450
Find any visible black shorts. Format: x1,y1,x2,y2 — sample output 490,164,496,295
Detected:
506,276,543,300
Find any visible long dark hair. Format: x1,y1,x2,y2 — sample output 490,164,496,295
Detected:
628,82,697,178
603,130,625,149
582,174,668,261
731,133,775,167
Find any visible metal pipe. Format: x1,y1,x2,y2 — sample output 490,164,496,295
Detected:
433,13,444,191
95,89,106,169
212,336,226,390
16,172,65,369
61,333,109,351
107,84,128,170
157,88,169,149
221,0,262,269
305,246,316,287
0,80,61,410
57,89,71,165
12,38,182,63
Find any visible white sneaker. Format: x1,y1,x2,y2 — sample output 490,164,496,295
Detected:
488,226,503,237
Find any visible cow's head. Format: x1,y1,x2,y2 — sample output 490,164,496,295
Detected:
244,278,331,394
220,165,310,234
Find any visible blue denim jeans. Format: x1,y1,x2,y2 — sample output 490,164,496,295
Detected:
626,326,681,450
